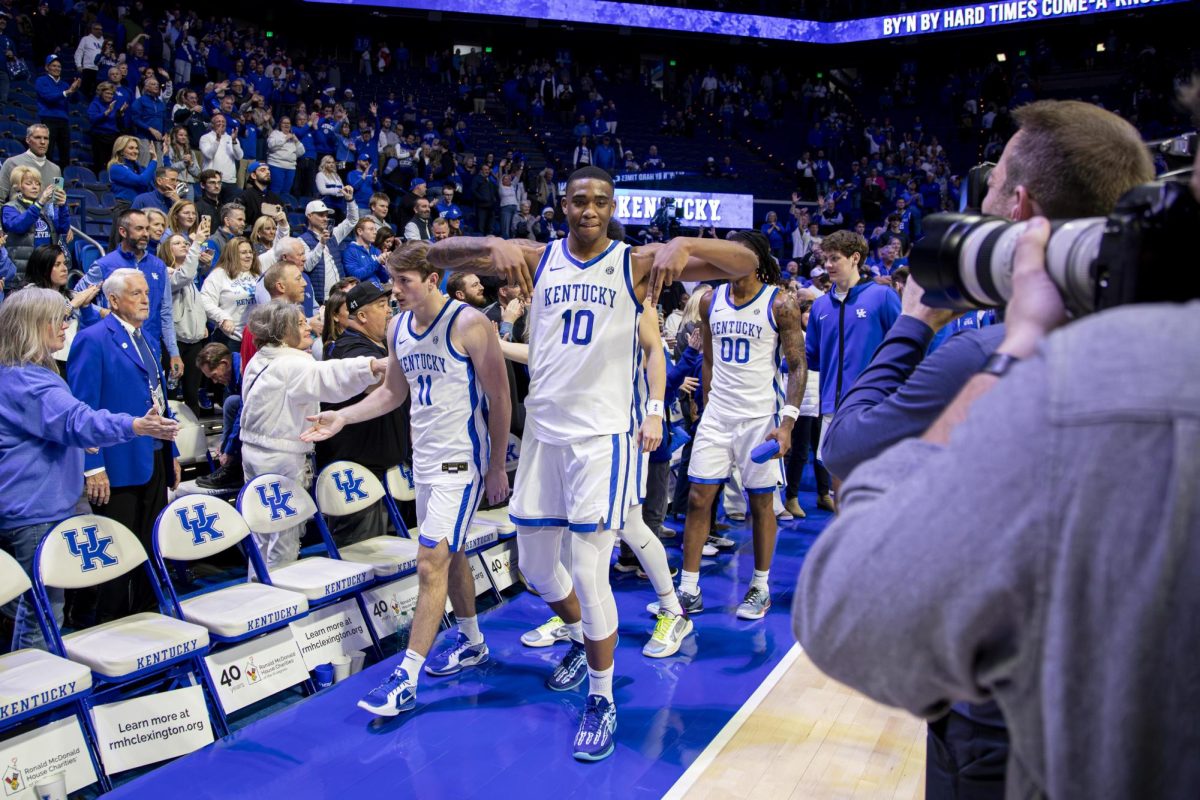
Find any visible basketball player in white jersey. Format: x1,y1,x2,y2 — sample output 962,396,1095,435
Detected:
301,241,512,717
428,166,756,761
668,230,807,622
499,303,693,660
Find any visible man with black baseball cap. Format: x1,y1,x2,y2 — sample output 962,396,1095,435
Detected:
315,281,411,542
238,160,284,227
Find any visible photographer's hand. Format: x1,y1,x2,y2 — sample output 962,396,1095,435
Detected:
997,218,1064,358
901,274,963,332
922,218,1056,446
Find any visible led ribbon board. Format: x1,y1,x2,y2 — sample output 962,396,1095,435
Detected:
611,189,754,229
304,0,1192,43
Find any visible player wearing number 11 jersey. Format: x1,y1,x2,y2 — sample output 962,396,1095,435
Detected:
427,166,759,762
301,241,512,718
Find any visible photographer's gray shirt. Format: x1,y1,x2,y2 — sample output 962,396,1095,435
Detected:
794,302,1200,800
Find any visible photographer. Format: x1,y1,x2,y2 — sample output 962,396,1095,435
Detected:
794,92,1200,800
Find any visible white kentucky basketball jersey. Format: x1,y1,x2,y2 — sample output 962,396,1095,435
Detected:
705,282,784,420
394,299,489,484
525,238,642,445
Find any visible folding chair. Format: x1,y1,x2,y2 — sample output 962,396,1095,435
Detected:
30,515,220,781
237,474,382,657
152,495,309,645
152,495,310,731
313,461,419,583
0,551,104,793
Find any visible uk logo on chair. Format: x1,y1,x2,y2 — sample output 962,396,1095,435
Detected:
255,481,297,521
62,525,118,571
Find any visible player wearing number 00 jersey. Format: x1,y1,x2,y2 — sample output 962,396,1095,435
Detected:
302,241,512,718
671,230,807,624
427,166,759,762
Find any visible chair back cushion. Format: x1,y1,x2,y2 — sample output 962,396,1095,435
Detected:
155,495,251,561
0,550,32,605
237,474,316,533
385,464,416,502
39,515,147,589
315,461,386,517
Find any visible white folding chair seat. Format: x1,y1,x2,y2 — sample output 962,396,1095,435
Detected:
338,536,420,578
463,522,500,552
179,584,309,639
268,557,374,601
472,507,517,537
0,648,92,718
62,613,210,679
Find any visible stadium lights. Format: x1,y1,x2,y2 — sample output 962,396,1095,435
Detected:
995,52,1007,62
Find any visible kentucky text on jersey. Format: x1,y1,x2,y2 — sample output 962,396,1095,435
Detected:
399,352,448,373
245,604,302,632
710,319,765,338
542,283,618,309
0,681,79,719
136,638,201,670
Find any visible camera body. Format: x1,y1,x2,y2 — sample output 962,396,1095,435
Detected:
911,176,1200,317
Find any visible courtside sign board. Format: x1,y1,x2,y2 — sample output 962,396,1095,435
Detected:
0,716,98,795
305,0,1191,43
90,686,214,773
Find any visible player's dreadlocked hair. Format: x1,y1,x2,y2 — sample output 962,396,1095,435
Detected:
730,229,783,286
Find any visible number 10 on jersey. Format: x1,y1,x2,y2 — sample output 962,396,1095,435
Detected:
560,309,595,346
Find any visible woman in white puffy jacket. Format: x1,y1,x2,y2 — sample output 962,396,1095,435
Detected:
200,235,261,348
239,300,386,568
157,216,211,411
266,116,306,195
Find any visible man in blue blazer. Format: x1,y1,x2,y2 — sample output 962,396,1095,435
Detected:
76,209,184,384
68,268,180,623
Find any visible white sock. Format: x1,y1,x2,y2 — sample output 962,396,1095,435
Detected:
588,664,614,702
399,648,424,686
657,587,682,616
679,569,700,596
458,615,483,644
751,569,770,592
566,619,584,645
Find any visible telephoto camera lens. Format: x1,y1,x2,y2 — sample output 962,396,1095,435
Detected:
911,214,1105,316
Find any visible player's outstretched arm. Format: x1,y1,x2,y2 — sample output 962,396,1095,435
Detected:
764,290,806,459
635,237,759,304
699,287,715,403
427,235,544,298
637,304,666,452
499,339,529,364
301,315,411,442
458,307,513,505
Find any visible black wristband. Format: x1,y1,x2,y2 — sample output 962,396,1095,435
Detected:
979,352,1021,378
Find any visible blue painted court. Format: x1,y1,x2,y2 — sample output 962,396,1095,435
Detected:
109,493,827,799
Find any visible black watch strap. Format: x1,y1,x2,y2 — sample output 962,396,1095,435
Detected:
979,352,1021,378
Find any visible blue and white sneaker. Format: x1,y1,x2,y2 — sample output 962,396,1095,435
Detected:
546,641,588,692
357,667,416,717
424,633,489,677
573,694,618,762
736,586,772,620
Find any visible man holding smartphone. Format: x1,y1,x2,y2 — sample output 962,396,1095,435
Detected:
238,161,284,227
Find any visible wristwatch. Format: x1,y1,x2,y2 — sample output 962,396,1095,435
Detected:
979,352,1021,378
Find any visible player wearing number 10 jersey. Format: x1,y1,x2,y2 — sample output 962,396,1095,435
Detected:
427,166,759,762
675,230,808,625
301,241,512,719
